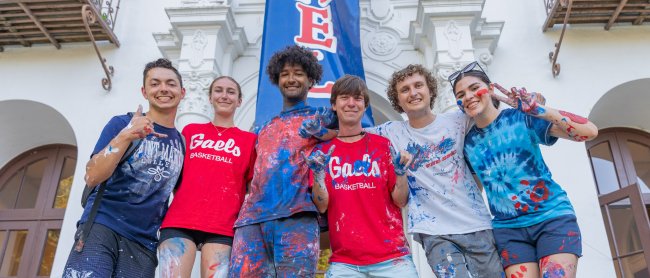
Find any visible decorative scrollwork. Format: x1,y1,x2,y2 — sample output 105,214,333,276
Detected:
548,0,573,77
82,4,114,91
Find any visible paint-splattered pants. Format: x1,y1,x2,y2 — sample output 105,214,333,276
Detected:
63,223,157,278
229,213,319,278
414,229,504,278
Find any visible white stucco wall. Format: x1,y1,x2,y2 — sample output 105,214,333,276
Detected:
1,0,649,277
483,1,650,277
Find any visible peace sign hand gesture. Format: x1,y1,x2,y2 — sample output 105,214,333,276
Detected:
492,83,543,115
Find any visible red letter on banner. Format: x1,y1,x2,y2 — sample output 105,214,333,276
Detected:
294,2,337,53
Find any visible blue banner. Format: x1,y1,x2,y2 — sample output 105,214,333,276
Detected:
254,0,374,128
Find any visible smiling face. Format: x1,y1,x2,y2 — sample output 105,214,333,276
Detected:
333,93,366,127
278,63,311,103
210,77,242,117
141,67,185,112
453,75,494,117
395,73,432,115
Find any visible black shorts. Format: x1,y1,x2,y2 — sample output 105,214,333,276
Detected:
159,227,233,250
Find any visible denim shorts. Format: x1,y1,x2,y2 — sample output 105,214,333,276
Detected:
325,255,418,278
493,214,582,267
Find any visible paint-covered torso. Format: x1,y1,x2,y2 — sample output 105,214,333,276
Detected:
235,104,324,227
318,134,409,265
161,123,256,237
464,109,575,228
80,114,184,251
367,111,492,236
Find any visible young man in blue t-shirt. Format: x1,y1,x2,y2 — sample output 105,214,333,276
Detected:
452,62,598,278
63,58,186,277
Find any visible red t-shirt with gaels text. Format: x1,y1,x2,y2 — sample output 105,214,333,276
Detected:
316,134,410,265
161,123,256,237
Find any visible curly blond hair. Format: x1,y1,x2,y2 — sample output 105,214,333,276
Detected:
386,64,437,113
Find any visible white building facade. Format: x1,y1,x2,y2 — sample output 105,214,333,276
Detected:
0,0,648,277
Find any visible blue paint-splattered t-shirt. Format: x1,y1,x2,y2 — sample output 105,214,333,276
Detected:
235,103,327,227
80,114,184,251
367,110,492,236
464,109,575,229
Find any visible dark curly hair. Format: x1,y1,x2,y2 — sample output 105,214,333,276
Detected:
386,64,437,113
266,45,322,87
142,58,183,88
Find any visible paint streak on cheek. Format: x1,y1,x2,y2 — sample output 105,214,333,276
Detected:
456,99,465,113
476,88,488,97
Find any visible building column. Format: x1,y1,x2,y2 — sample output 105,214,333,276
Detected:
154,0,248,130
410,0,503,113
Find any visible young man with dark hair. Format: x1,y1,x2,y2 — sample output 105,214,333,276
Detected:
305,74,418,277
63,58,186,277
366,64,504,278
228,45,336,277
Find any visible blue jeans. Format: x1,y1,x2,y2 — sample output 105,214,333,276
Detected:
325,255,418,278
229,213,319,278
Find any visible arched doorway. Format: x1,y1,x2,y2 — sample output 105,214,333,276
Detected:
0,145,76,277
587,78,650,278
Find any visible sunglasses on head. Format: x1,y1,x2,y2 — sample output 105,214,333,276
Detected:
447,61,487,85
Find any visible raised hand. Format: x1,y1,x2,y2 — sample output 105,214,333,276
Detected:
390,145,412,176
302,145,336,175
123,105,167,140
492,83,542,115
298,109,334,138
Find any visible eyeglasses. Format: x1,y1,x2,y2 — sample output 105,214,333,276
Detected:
447,61,487,84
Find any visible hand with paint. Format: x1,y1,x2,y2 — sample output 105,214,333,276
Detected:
299,109,335,139
302,145,336,182
121,105,167,140
492,84,542,115
390,145,412,176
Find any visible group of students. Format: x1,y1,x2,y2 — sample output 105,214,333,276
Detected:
62,45,598,278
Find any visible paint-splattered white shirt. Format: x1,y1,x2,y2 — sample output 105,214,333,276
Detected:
367,110,492,236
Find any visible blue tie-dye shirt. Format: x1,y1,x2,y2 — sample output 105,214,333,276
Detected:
235,102,328,227
464,109,575,228
80,114,184,251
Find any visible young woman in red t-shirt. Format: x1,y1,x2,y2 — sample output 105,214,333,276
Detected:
157,76,257,278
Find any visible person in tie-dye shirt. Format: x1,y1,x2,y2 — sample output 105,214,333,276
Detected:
229,45,336,277
452,62,598,278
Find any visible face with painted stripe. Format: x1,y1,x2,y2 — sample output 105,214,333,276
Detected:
453,75,493,117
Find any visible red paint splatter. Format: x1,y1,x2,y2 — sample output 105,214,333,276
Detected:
520,265,527,272
515,202,521,209
511,195,518,200
529,181,550,202
559,110,588,124
501,250,511,264
567,231,578,236
534,204,539,211
559,239,566,251
520,180,530,185
522,204,529,212
476,88,488,97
